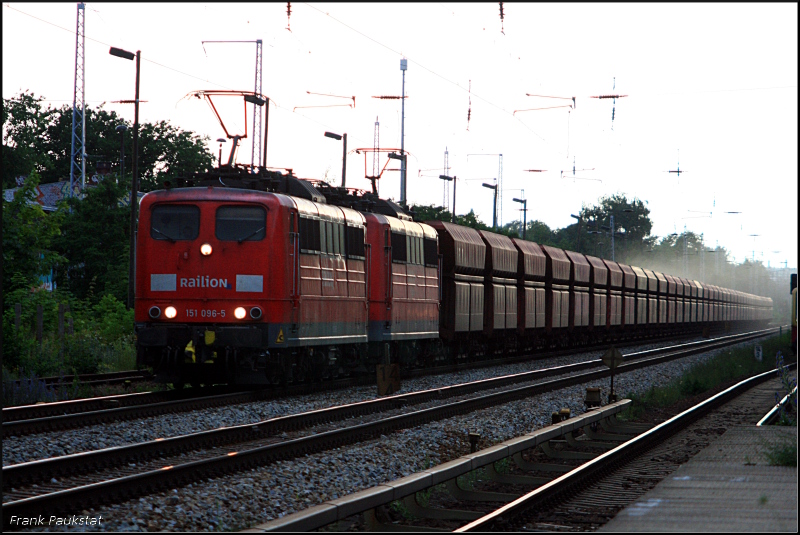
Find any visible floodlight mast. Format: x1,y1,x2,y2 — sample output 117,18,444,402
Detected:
109,45,141,309
482,182,498,230
513,197,528,240
439,175,456,223
400,58,408,206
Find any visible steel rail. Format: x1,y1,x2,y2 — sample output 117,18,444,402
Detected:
2,328,781,523
757,385,797,426
456,361,797,532
3,327,777,487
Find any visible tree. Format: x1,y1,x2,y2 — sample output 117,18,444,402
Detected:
3,91,215,190
499,219,555,245
410,204,490,231
53,175,132,303
2,91,56,187
579,194,653,262
2,171,64,294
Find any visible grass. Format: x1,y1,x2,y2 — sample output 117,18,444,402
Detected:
764,439,797,467
619,332,796,421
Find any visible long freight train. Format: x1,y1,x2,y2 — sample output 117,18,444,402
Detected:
135,168,773,386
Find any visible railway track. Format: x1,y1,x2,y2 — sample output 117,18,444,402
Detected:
1,327,781,528
454,365,795,532
8,370,153,390
258,360,794,532
1,327,776,438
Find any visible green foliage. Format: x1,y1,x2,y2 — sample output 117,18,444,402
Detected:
621,333,795,420
2,171,65,295
136,120,215,191
54,176,131,302
2,91,56,185
92,294,135,344
3,91,214,189
764,440,797,467
2,285,134,384
577,194,652,262
411,204,491,231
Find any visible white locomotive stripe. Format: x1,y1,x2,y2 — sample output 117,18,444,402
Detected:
151,274,176,291
236,274,263,292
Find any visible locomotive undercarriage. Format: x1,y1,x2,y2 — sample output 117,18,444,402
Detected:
138,320,769,387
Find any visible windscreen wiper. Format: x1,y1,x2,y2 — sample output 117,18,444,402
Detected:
238,226,266,243
152,227,177,243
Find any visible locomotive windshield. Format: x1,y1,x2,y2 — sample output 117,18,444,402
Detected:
216,205,266,242
150,204,200,241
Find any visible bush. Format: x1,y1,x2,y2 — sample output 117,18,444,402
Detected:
3,290,135,379
92,293,134,344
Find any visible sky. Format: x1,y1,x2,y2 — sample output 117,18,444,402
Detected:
3,2,798,269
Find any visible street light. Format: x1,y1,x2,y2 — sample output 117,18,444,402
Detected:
570,214,583,251
482,182,498,230
324,131,348,187
609,208,634,262
439,175,456,222
216,138,226,168
399,58,407,206
513,197,528,240
109,45,141,310
115,124,127,183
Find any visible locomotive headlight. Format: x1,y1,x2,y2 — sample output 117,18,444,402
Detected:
148,306,162,319
200,243,213,256
165,306,177,319
234,307,247,320
249,306,263,320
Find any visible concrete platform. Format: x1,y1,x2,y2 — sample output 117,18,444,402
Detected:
600,426,797,532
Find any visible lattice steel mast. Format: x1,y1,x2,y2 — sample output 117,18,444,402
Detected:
69,2,86,195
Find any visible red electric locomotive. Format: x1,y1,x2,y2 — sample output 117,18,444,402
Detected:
135,173,372,386
135,169,443,385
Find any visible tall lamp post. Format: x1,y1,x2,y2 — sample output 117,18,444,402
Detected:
482,182,498,230
513,197,528,240
115,124,127,183
109,46,140,310
609,208,634,262
324,131,347,187
399,58,407,206
439,175,456,222
570,213,583,252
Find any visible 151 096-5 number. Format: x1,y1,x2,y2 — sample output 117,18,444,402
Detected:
186,309,226,318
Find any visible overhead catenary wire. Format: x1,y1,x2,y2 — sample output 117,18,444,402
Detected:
302,2,547,142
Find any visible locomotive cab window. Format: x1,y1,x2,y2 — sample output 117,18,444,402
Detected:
216,206,266,242
150,204,200,241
